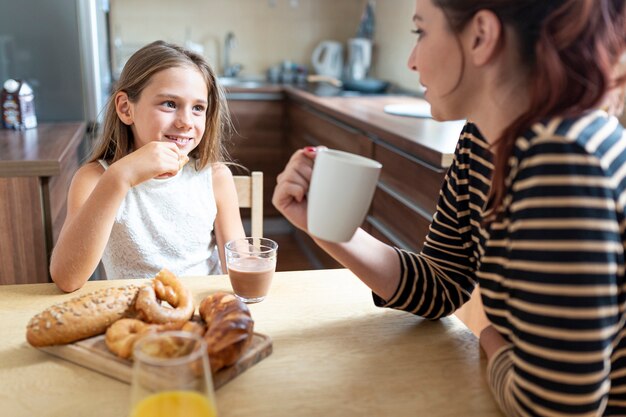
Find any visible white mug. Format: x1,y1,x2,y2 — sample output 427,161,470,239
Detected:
307,149,382,242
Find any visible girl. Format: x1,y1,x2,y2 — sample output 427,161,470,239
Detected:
51,40,245,292
273,0,626,415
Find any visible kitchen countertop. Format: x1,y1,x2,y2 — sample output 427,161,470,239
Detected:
0,122,86,177
225,83,464,168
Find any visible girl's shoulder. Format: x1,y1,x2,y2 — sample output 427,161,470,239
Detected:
210,162,237,189
71,161,106,188
76,160,105,177
211,162,233,179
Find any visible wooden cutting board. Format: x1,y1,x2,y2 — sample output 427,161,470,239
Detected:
39,332,272,390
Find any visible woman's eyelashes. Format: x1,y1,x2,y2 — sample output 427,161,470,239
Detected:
411,28,424,40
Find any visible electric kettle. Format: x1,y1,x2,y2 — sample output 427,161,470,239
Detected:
311,41,344,79
346,38,372,80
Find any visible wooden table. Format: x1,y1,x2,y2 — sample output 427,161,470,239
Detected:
0,269,503,417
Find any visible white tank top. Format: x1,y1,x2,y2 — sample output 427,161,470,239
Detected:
99,159,221,279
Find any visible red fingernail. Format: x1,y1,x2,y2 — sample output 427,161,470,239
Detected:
304,146,316,153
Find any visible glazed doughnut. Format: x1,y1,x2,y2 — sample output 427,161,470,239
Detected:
199,292,254,372
136,269,194,326
26,285,140,347
105,318,157,359
105,318,205,359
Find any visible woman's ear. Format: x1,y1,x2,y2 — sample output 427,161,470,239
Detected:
466,9,502,67
115,92,134,125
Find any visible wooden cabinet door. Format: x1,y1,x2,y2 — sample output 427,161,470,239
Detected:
369,141,446,252
0,177,48,284
288,102,373,157
226,100,287,218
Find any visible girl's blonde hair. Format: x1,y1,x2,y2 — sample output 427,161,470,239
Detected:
88,40,230,169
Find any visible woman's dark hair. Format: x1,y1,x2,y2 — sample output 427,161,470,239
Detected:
433,0,626,213
89,40,231,170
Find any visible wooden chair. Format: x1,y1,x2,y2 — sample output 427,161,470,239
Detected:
233,171,264,237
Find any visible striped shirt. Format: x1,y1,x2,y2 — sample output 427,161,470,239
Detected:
376,111,626,416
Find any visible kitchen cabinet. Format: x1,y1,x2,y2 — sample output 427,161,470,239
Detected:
223,86,456,269
287,101,372,268
225,92,287,218
288,101,373,156
0,122,86,284
368,140,446,252
287,97,448,266
286,89,484,334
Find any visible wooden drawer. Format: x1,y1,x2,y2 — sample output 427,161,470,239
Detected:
369,186,432,252
366,218,396,248
228,100,285,146
375,141,445,216
289,127,308,153
288,103,373,157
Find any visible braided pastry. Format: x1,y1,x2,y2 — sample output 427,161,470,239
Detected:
135,269,194,326
26,285,140,347
199,292,254,372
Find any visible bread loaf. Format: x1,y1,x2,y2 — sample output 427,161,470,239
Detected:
199,292,254,372
26,285,140,347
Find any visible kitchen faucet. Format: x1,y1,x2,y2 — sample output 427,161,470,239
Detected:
223,31,243,77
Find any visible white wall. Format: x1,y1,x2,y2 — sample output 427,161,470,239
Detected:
111,0,367,78
374,0,420,91
110,0,423,91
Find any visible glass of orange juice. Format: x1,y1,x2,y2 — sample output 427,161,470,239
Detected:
129,331,217,417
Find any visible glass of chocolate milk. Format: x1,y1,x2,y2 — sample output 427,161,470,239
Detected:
225,237,278,303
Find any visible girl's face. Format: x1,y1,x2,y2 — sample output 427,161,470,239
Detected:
408,0,467,120
127,65,208,155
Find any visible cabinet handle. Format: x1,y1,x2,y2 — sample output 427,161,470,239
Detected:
299,103,362,135
377,140,446,173
302,133,321,146
366,215,416,251
377,181,434,222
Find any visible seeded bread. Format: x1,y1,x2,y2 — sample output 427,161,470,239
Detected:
26,285,141,347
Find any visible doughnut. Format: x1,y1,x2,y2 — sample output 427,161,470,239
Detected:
105,318,157,359
26,285,140,347
105,318,207,359
199,292,254,372
135,269,194,326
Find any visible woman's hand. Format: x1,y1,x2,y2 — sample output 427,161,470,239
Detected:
272,146,320,232
109,141,186,188
479,325,509,360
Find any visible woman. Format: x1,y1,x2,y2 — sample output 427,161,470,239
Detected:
273,0,626,415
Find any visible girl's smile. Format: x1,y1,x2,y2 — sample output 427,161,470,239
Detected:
163,134,194,149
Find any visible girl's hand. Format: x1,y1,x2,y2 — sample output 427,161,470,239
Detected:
272,146,320,232
110,141,185,187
